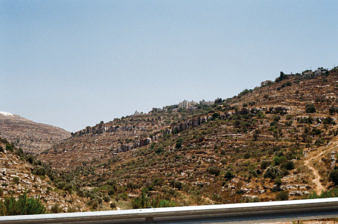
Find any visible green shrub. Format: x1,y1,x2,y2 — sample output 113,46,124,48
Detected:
64,183,73,193
305,104,316,113
207,166,220,176
132,192,149,209
155,146,164,154
173,181,183,190
13,177,20,185
224,171,235,180
212,112,220,120
244,153,250,159
150,198,176,208
308,188,338,199
311,128,321,136
273,156,286,166
281,161,295,170
175,139,183,149
323,117,335,125
261,161,270,170
329,107,338,115
5,144,13,152
158,199,176,207
103,195,110,203
0,193,45,215
32,167,46,176
110,202,116,209
330,168,338,185
264,166,281,179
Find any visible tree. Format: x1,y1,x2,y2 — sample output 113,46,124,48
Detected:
275,72,287,82
214,98,223,104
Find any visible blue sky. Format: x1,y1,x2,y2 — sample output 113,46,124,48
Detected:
1,0,338,132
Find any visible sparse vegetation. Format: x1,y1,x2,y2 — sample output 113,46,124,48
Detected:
0,193,45,215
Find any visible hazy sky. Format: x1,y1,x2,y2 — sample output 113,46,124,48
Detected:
1,0,338,132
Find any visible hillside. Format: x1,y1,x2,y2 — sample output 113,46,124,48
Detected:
37,67,337,210
0,138,89,212
39,101,214,169
0,113,70,154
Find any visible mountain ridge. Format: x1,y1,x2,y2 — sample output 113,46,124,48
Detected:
0,113,70,154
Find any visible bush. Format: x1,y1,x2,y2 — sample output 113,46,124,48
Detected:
173,181,183,190
13,177,20,185
0,193,46,215
273,156,286,166
323,117,335,125
175,139,183,149
329,107,338,115
297,116,313,124
238,89,251,97
308,188,338,199
132,192,149,209
276,191,289,201
157,199,176,207
0,188,3,197
64,183,73,193
212,112,220,120
305,104,316,113
281,161,295,170
5,144,13,152
311,128,321,136
155,146,164,154
207,166,220,176
103,195,110,203
261,161,270,170
32,167,46,176
151,199,176,208
110,202,116,209
330,168,338,185
264,166,281,179
224,171,234,180
244,153,250,159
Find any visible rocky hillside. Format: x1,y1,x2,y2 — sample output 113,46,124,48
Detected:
0,113,70,154
37,67,337,210
39,100,214,169
0,138,89,212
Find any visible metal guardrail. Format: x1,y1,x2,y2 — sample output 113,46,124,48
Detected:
0,198,337,223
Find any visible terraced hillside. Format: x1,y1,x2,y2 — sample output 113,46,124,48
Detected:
39,101,214,169
37,67,337,211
